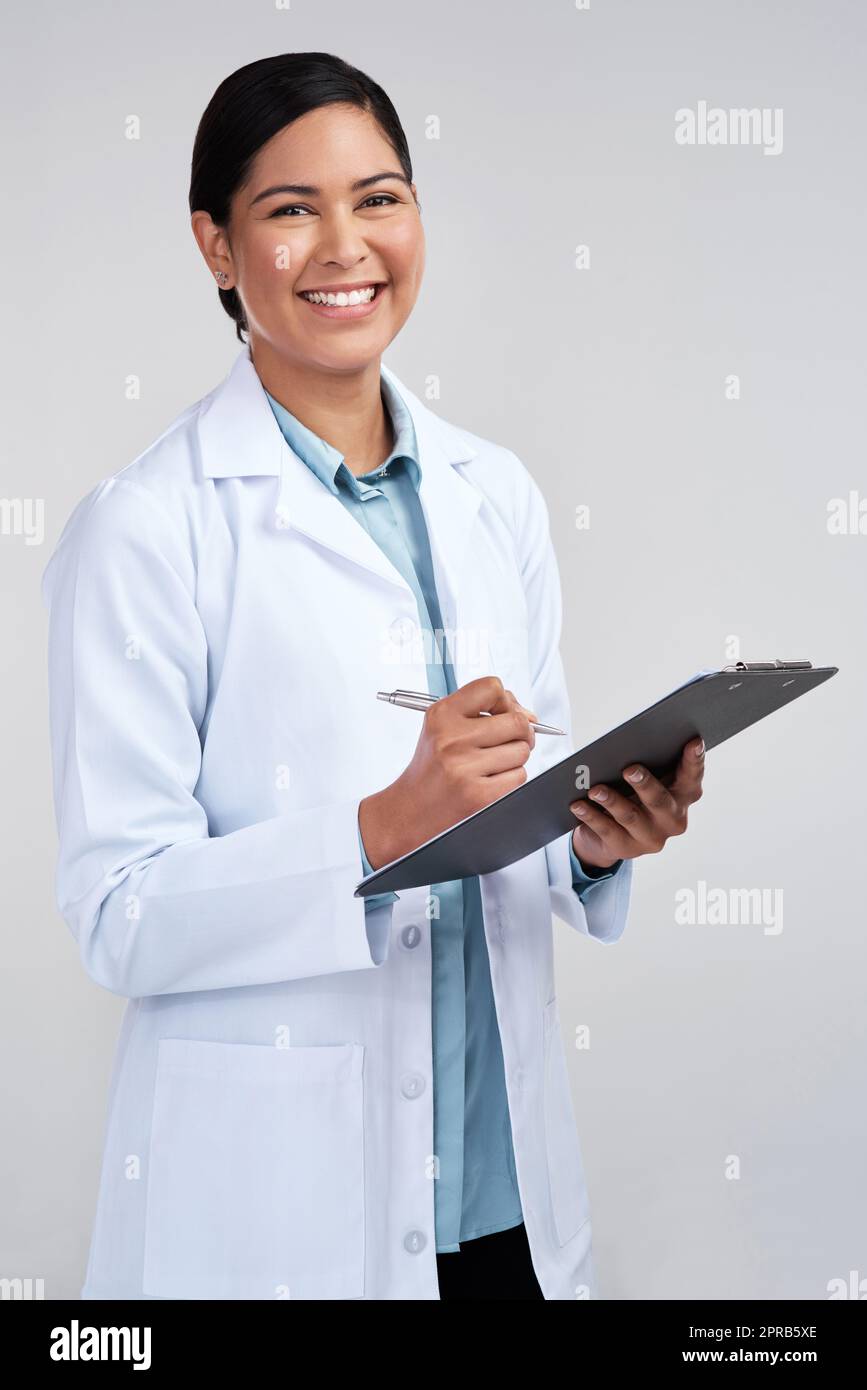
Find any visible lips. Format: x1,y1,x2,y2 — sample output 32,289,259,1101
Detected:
297,282,388,321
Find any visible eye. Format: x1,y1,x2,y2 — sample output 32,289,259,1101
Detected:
269,193,400,219
270,204,312,218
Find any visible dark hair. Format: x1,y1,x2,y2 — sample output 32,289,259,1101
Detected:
189,52,415,343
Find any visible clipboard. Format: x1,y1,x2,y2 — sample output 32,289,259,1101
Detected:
354,659,838,897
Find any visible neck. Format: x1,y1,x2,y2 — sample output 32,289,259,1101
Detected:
249,340,393,476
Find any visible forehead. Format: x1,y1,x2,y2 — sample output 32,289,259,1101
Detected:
250,104,394,182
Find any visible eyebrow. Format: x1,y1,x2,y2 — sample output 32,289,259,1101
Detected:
249,171,411,208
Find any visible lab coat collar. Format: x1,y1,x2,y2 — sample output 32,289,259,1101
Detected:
262,368,422,498
196,344,483,601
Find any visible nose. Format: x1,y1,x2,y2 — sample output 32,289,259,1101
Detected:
312,207,372,272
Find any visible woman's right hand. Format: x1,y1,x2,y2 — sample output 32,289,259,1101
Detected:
358,676,538,870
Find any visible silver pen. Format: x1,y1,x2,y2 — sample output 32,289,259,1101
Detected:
376,688,565,735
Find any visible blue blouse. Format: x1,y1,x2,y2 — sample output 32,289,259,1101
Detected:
264,374,621,1252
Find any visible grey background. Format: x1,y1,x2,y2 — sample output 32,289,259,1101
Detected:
2,0,864,1299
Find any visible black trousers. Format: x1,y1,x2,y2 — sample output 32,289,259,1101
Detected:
436,1221,545,1300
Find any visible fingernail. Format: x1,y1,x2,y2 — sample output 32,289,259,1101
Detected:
572,803,588,816
590,788,608,801
694,740,705,756
625,768,644,782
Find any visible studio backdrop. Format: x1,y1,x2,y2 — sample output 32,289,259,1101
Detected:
1,0,864,1300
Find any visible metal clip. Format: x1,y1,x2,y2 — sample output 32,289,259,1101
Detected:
721,659,813,672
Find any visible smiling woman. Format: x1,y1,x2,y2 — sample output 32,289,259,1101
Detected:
42,49,664,1307
189,54,425,474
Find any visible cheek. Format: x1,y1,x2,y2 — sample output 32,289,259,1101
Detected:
244,235,298,295
382,219,425,279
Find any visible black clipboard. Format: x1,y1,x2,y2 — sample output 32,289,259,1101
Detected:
354,660,838,897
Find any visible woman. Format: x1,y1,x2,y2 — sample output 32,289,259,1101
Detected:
42,52,704,1301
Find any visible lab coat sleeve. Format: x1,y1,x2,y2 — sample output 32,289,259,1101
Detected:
41,477,396,998
508,451,634,944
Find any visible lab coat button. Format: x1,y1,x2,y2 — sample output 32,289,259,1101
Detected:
400,1072,426,1099
403,1229,427,1254
400,923,421,950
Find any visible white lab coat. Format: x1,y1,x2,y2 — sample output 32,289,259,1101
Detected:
41,344,634,1300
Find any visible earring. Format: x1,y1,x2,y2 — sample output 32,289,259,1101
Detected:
214,270,229,287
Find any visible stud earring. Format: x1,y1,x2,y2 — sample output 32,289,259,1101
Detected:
214,270,229,287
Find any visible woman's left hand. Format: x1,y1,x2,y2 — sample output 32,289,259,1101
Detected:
570,736,706,871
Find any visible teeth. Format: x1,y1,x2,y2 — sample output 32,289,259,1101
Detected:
301,285,378,306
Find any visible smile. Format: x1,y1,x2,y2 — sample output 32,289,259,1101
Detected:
300,285,378,305
297,282,387,320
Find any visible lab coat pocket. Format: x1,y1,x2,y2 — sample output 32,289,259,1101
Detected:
542,999,591,1247
142,1038,365,1300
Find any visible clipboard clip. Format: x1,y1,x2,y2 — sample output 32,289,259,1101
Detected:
721,659,813,672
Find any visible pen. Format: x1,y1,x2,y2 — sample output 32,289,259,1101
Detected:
376,689,565,735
